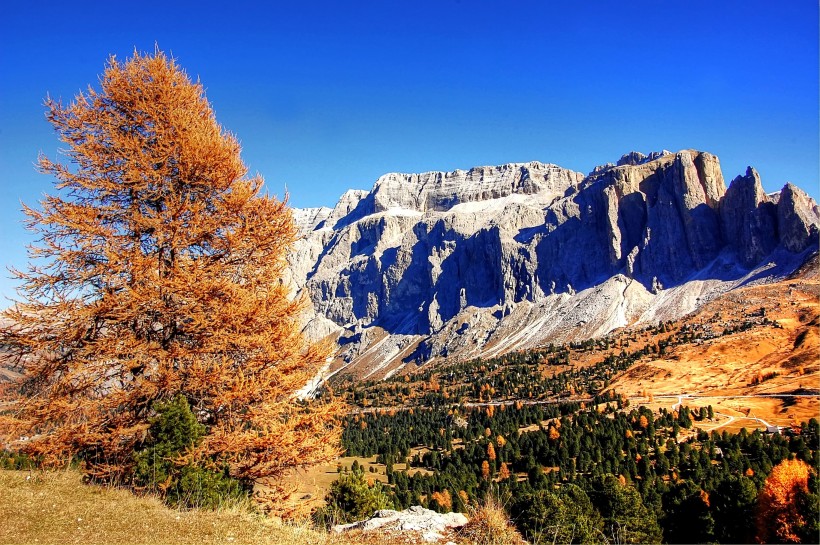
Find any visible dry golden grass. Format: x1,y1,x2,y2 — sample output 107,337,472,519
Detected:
275,456,387,515
607,277,820,428
279,453,434,516
0,469,357,545
0,469,492,545
459,497,524,545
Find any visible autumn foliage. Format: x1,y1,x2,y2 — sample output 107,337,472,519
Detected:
430,489,452,511
756,458,814,543
498,462,511,481
0,50,340,505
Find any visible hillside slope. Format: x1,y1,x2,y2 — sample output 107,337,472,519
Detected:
0,470,346,545
332,257,818,431
606,256,819,429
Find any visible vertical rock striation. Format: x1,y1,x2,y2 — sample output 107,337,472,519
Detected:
288,150,819,378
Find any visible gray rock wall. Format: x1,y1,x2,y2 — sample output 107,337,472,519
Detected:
288,151,819,376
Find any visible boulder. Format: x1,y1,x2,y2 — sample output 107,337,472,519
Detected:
333,505,468,543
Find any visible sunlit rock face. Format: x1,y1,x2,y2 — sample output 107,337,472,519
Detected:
288,150,819,380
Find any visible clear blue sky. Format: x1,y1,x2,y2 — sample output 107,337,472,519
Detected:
1,1,818,302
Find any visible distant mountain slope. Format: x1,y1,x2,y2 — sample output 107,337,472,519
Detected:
289,150,819,381
334,258,818,430
604,257,819,428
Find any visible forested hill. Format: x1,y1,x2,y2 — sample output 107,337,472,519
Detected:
310,269,819,544
330,268,818,427
338,399,818,544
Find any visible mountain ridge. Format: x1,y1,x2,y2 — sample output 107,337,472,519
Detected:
287,149,819,382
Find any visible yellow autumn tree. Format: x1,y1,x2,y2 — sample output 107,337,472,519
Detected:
0,50,340,504
498,462,511,481
431,489,452,510
639,414,649,429
756,458,813,543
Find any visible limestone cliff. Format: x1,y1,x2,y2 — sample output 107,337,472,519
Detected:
288,150,819,381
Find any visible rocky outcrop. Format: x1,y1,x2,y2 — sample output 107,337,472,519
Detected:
719,168,778,267
531,150,727,291
333,506,468,543
777,183,820,254
288,150,819,380
369,162,582,214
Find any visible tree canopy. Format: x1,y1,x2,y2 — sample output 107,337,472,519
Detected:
756,458,816,543
0,50,340,505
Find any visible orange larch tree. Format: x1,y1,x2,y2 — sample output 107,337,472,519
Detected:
481,460,491,480
639,414,649,429
756,458,814,543
497,462,511,481
0,50,340,501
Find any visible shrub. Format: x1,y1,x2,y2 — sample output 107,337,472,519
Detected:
131,395,248,509
167,464,246,510
0,450,40,470
313,465,393,526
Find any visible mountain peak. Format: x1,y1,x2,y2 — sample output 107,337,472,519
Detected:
364,161,584,215
616,150,673,166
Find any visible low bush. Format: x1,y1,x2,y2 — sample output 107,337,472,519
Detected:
313,464,393,527
0,449,40,470
131,395,249,509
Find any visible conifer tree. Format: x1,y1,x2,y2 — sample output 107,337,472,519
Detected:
0,50,340,504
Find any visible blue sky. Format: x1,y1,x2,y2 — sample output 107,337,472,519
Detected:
1,1,818,302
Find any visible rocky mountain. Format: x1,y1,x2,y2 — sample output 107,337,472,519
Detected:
288,150,819,382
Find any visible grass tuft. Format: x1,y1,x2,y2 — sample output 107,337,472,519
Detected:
459,496,524,545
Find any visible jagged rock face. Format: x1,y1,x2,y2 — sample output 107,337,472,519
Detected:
370,162,581,213
288,150,819,379
777,183,820,253
291,162,583,333
719,168,779,267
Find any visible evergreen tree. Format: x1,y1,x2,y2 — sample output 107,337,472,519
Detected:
589,474,663,544
712,474,757,544
512,484,605,544
661,480,715,543
314,465,393,526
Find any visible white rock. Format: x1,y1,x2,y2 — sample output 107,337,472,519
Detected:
333,506,469,543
